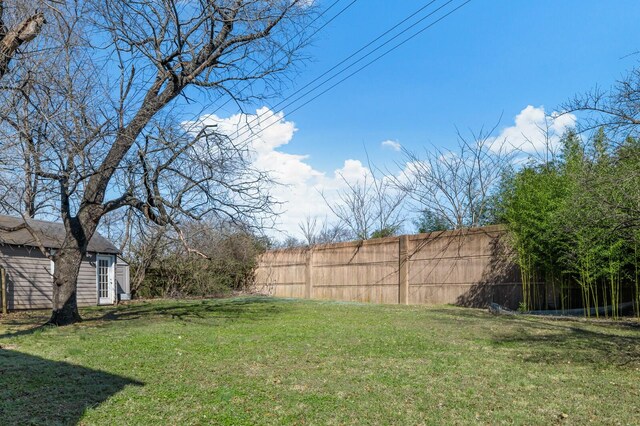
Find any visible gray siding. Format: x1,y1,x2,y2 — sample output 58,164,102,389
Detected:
0,245,52,309
0,245,111,309
116,258,130,295
78,255,98,307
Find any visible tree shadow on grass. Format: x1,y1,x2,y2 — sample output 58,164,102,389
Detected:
490,316,640,367
0,309,49,332
0,296,289,339
426,306,497,322
429,307,640,367
0,349,142,425
87,296,289,323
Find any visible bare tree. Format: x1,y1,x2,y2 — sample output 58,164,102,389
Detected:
0,66,57,217
518,114,566,166
563,66,640,138
0,1,45,79
0,0,315,325
395,127,513,230
298,215,321,245
0,1,49,216
298,214,350,246
123,218,264,298
98,207,169,297
278,235,304,249
562,65,640,235
322,160,405,240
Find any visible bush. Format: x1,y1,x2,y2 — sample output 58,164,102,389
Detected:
499,130,640,317
130,223,267,299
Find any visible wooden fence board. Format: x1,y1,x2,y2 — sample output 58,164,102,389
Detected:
254,226,527,308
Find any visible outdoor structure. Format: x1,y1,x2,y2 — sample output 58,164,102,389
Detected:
0,215,130,310
255,225,528,309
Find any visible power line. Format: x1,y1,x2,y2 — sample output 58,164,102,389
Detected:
282,0,472,120
263,0,455,126
262,0,442,115
228,0,446,142
209,0,359,117
232,0,472,145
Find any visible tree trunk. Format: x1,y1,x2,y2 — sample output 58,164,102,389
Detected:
48,246,84,325
0,12,46,79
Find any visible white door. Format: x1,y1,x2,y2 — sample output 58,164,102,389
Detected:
97,255,115,305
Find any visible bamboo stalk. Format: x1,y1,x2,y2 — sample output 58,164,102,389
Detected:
1,267,7,315
635,243,639,318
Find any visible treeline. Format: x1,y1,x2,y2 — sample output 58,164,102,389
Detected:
499,130,639,318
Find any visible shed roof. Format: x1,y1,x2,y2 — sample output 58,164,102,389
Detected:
0,215,119,254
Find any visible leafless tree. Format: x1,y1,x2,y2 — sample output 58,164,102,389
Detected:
298,215,321,245
109,211,170,296
563,66,640,138
0,1,49,216
394,127,513,230
317,222,351,244
298,214,350,246
0,0,315,325
277,235,304,249
126,219,264,298
562,65,640,235
322,160,406,240
0,68,57,217
519,115,565,166
0,0,45,79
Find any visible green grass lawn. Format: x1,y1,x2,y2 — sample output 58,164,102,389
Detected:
1,297,639,425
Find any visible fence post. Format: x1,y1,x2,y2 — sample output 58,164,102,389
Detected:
1,267,7,314
399,235,409,305
305,248,313,299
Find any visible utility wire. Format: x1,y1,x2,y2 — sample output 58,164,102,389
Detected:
281,0,472,121
209,0,359,117
260,0,441,115
228,0,444,141
248,0,449,127
232,0,471,145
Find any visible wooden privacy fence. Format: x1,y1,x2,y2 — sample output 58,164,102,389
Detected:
255,225,525,308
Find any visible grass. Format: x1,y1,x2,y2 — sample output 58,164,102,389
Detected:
1,297,639,425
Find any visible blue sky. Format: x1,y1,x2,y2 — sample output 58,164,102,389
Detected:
268,0,640,168
198,0,640,236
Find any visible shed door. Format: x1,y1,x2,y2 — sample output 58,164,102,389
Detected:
96,255,115,305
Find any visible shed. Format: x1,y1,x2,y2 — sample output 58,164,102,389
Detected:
0,215,130,310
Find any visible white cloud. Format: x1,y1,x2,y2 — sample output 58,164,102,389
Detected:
381,139,401,151
190,104,573,239
191,108,370,238
334,159,371,184
491,105,576,157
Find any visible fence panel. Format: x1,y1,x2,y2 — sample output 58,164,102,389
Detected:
255,226,526,308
